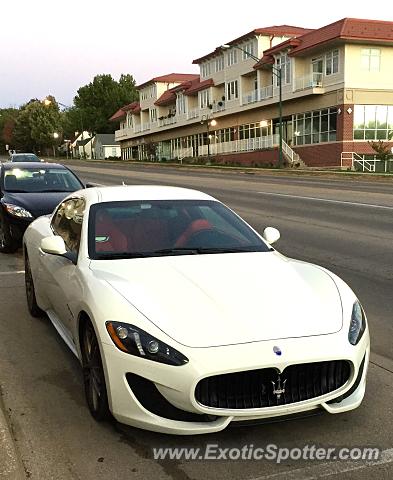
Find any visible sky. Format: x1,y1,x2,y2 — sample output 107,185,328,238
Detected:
0,0,392,108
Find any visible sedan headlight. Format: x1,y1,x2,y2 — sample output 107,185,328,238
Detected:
106,321,188,366
4,203,33,218
348,301,366,345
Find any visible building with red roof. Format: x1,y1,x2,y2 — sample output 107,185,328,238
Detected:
110,18,393,168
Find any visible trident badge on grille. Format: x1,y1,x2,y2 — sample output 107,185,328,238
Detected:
271,375,287,399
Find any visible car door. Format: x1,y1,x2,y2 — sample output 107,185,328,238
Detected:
41,197,85,335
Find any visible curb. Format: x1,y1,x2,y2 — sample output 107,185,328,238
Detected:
0,390,25,479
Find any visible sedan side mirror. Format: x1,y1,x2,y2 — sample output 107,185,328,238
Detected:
40,236,77,264
262,227,280,245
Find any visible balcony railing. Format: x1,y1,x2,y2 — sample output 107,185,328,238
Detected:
158,116,177,127
134,125,141,133
141,122,150,132
212,102,225,113
187,108,199,120
294,73,323,91
199,134,279,156
242,85,274,105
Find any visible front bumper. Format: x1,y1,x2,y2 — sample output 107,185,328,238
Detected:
100,330,370,435
4,212,34,243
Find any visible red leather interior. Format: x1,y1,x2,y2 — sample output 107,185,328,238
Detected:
95,213,128,252
175,219,212,247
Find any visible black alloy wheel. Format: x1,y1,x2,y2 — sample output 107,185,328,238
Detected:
81,321,111,421
24,255,44,317
0,213,18,253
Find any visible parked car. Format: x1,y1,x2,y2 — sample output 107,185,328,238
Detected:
9,153,42,162
0,162,84,252
23,185,369,435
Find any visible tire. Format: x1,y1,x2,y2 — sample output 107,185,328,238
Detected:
81,321,111,421
0,213,18,253
24,255,44,317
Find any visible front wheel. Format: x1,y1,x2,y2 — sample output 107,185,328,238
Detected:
81,321,111,421
0,214,18,253
25,255,44,317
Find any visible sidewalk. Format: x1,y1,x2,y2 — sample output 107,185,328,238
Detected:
0,390,25,479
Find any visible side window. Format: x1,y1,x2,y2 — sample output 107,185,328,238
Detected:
51,198,85,254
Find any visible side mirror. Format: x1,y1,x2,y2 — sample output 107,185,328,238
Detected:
40,236,77,263
85,182,101,188
262,227,280,245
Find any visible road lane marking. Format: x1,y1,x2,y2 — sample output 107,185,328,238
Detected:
0,271,25,275
251,447,393,480
257,191,393,210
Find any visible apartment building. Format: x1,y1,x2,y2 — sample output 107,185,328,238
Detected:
110,18,393,167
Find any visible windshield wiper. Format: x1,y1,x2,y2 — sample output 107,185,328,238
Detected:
4,189,29,193
150,248,200,256
192,247,263,254
97,252,151,260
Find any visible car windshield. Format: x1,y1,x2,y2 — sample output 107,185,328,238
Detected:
11,154,40,162
2,167,82,193
89,200,270,259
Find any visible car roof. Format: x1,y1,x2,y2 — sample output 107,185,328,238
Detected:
74,185,216,204
11,153,37,156
2,162,66,169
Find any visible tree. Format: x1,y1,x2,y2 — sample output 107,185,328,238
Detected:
13,98,62,154
0,108,18,154
71,74,138,134
369,138,393,173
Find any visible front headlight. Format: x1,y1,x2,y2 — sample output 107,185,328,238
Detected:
106,321,189,366
4,203,33,218
348,301,366,345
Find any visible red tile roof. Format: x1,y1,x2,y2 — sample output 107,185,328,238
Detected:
109,102,140,122
254,18,393,68
137,73,199,90
109,108,126,122
155,89,177,106
184,78,214,95
192,25,312,64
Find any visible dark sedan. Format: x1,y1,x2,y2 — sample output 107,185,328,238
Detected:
0,162,84,253
9,153,42,162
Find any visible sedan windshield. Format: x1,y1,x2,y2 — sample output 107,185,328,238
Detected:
89,200,270,259
2,167,83,193
11,154,41,162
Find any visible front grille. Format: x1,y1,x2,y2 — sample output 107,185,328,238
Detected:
195,360,351,409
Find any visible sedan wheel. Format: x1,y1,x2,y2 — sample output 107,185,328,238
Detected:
0,214,18,253
82,321,110,421
24,256,44,317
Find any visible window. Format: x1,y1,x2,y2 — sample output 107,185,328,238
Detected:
325,49,339,75
242,41,255,60
353,105,393,140
176,93,186,114
199,89,210,108
88,200,270,258
150,108,157,122
201,62,211,78
51,198,85,255
226,80,238,101
127,113,133,127
215,55,224,72
227,48,238,66
361,48,381,72
276,54,291,84
294,107,337,145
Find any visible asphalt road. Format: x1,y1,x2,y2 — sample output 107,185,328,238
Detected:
0,161,392,479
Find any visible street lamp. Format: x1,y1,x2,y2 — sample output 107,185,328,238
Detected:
221,44,283,167
44,97,86,159
200,115,217,160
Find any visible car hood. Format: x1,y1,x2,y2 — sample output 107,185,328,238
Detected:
3,192,69,218
91,252,343,348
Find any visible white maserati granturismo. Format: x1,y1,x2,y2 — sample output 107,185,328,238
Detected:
23,185,369,435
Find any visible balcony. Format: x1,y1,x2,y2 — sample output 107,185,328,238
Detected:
187,108,199,120
199,134,279,155
115,127,133,141
141,122,150,132
242,85,273,105
158,116,177,127
294,73,324,92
